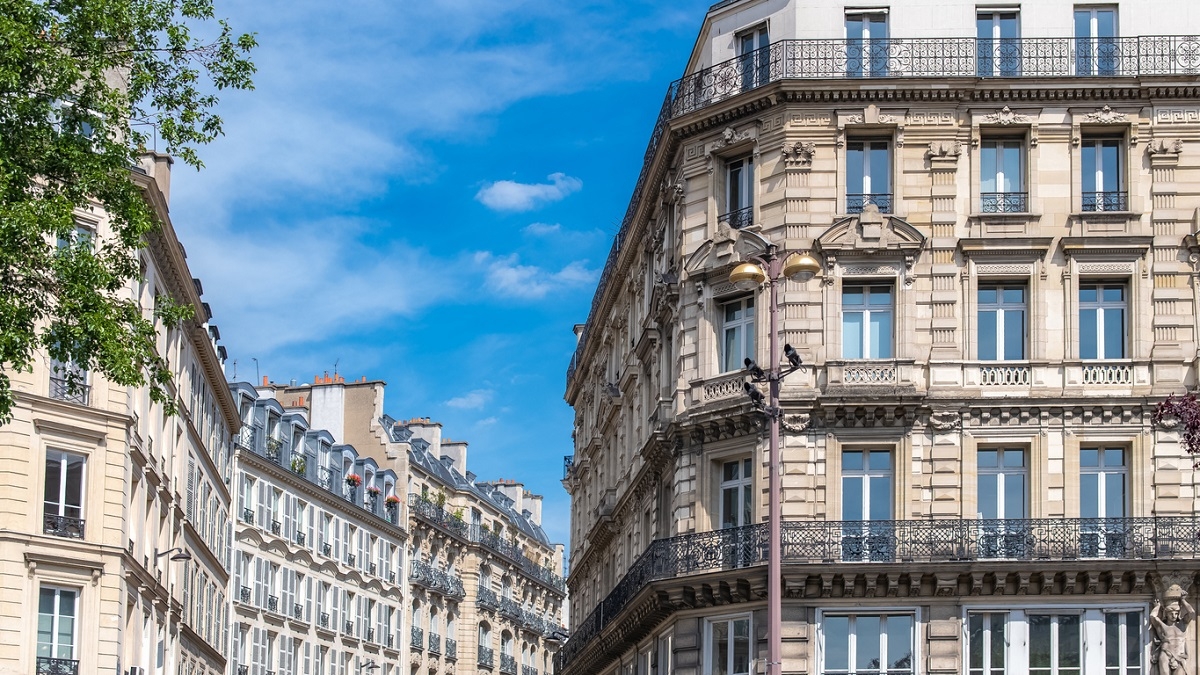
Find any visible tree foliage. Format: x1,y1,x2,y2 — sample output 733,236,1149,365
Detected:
0,0,255,422
1154,394,1200,463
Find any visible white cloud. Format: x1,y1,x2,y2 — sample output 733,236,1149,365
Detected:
475,173,582,212
473,252,597,300
475,416,498,427
446,389,494,410
522,222,561,236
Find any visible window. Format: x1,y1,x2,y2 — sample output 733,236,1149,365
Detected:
980,140,1026,212
1106,611,1142,675
719,459,753,529
977,12,1020,76
846,141,892,213
968,612,1006,675
44,450,85,538
738,26,769,91
1080,137,1125,211
48,358,89,405
655,633,673,675
720,296,755,373
1079,284,1126,359
1074,7,1118,76
37,586,78,667
1029,614,1082,675
978,448,1029,558
705,615,750,675
841,450,893,562
1081,447,1128,557
823,613,913,675
842,285,892,359
845,12,888,77
723,158,754,229
978,285,1026,360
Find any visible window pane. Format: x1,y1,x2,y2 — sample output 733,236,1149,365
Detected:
1096,10,1115,38
990,614,1006,668
1081,473,1099,518
979,287,998,304
1125,612,1141,667
848,145,865,193
724,461,739,482
1004,309,1025,360
1106,472,1126,517
1080,286,1098,303
979,310,997,360
44,454,63,512
979,449,998,468
978,474,998,519
1003,449,1025,468
1105,613,1120,667
1002,144,1021,191
844,287,865,306
981,143,997,192
843,312,864,359
1059,615,1081,668
722,488,738,529
887,615,912,670
711,621,729,675
842,477,863,520
856,615,881,670
868,476,891,520
1081,448,1099,467
869,286,892,305
1105,448,1125,467
869,310,892,359
868,451,891,472
1029,615,1052,669
732,619,750,674
968,614,984,670
724,327,741,372
869,145,890,193
1100,142,1120,191
843,451,864,472
1080,308,1098,359
65,454,84,513
1004,471,1027,518
1102,307,1124,358
825,616,850,671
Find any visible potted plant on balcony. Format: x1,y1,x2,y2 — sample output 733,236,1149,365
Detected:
366,485,381,507
345,473,362,488
385,494,401,519
290,455,306,475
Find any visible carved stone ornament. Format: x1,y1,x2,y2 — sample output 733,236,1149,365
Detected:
845,114,865,124
781,141,816,167
710,126,753,153
1148,138,1185,156
780,413,811,433
1084,105,1129,124
928,411,962,431
1151,574,1196,675
983,106,1030,125
926,140,963,158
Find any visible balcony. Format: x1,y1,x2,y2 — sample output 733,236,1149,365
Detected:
36,657,78,675
319,612,330,629
446,638,457,660
411,626,424,650
49,377,89,406
500,598,523,620
346,553,355,567
846,193,893,214
293,603,304,621
294,531,306,546
270,520,281,535
479,646,495,669
366,627,375,644
322,543,332,557
562,455,574,480
522,667,539,675
409,493,469,539
557,516,1200,672
1082,363,1134,385
411,559,466,598
978,364,1032,387
478,587,501,610
238,666,248,675
266,595,278,613
1082,190,1129,212
239,586,251,603
43,514,85,539
241,508,254,525
429,633,441,655
343,620,354,636
500,654,517,675
717,205,753,230
981,191,1028,213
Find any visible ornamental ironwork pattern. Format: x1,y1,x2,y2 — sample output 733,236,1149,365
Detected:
1082,190,1129,211
410,558,465,598
36,657,78,675
239,586,251,603
429,633,441,654
478,587,501,610
500,654,518,675
409,494,469,538
446,638,457,659
479,646,495,669
557,516,1200,672
467,525,567,593
319,612,330,629
846,193,893,214
293,603,304,620
43,514,85,539
411,626,424,650
267,595,278,613
981,191,1028,213
241,508,254,524
718,206,754,230
49,377,89,405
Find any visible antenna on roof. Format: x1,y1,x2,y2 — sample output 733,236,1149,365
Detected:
231,359,237,379
333,358,339,376
252,357,259,383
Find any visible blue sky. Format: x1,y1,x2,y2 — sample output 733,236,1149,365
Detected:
169,0,714,548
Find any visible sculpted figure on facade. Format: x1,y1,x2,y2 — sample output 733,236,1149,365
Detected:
1152,585,1196,675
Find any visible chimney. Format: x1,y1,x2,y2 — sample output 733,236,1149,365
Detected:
139,152,173,203
262,375,269,386
494,481,524,514
309,374,347,444
526,493,543,527
406,418,442,455
573,324,586,340
440,440,468,476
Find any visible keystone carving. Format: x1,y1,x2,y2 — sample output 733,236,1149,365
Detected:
926,140,963,158
928,411,962,431
1084,105,1129,124
781,141,816,167
983,106,1030,125
780,413,811,433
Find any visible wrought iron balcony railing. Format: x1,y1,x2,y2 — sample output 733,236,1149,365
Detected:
36,657,78,675
563,455,574,480
295,531,305,546
479,646,495,669
239,586,251,603
411,559,466,598
500,598,523,620
478,586,501,610
565,33,1200,389
500,654,518,675
366,627,375,643
293,603,304,621
49,376,89,406
241,508,254,525
718,205,753,230
43,514,85,539
981,191,1028,213
467,525,568,593
411,626,424,650
344,620,354,636
409,493,469,538
446,638,457,659
237,665,248,675
267,595,278,613
557,516,1200,672
346,553,355,567
271,520,281,535
319,612,330,629
322,543,332,557
1082,190,1129,211
846,193,893,214
429,633,441,654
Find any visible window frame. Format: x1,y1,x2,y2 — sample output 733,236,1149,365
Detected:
977,283,1027,361
976,447,1029,520
737,25,770,90
1028,612,1083,675
719,295,756,374
979,138,1027,213
845,139,893,214
841,283,894,360
976,10,1021,77
820,610,916,675
704,613,752,675
43,449,86,523
36,585,79,663
718,458,754,530
1078,282,1127,360
844,11,890,78
1079,135,1126,212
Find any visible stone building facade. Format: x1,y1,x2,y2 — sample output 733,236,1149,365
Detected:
560,2,1200,674
0,153,237,675
228,380,408,675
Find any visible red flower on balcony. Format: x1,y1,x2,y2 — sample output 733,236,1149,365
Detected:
345,473,362,487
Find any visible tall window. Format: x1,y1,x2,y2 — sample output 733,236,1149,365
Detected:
1081,447,1128,558
720,296,755,373
845,13,888,77
1081,138,1125,211
44,450,85,538
1079,284,1126,359
978,448,1029,558
841,450,893,562
846,141,891,213
738,27,769,90
705,615,750,675
980,140,1026,212
968,612,1006,675
719,459,753,529
1029,614,1082,675
48,358,89,405
977,12,1020,76
1074,7,1118,76
37,586,78,666
978,285,1026,360
1105,611,1142,675
723,158,753,229
823,614,913,675
842,285,892,359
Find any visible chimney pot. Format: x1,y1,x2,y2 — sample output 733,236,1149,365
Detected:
262,375,268,386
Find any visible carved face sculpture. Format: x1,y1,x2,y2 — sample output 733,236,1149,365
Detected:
1166,601,1182,624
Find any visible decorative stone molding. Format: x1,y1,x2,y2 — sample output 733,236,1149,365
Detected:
1148,138,1184,159
926,140,962,158
928,411,962,431
780,413,811,433
976,263,1034,276
1084,105,1129,124
780,141,816,168
982,106,1030,125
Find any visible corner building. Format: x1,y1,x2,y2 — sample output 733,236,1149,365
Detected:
560,2,1200,675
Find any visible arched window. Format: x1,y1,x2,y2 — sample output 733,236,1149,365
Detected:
429,606,439,637
478,622,491,648
501,631,513,657
479,566,492,592
411,599,422,631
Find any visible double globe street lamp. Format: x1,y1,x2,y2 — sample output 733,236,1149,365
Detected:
728,245,821,675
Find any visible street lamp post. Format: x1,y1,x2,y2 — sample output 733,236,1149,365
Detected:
729,245,820,675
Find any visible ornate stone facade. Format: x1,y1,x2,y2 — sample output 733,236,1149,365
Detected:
561,2,1200,675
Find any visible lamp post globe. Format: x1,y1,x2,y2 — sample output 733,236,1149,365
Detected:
782,252,821,282
729,262,767,290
